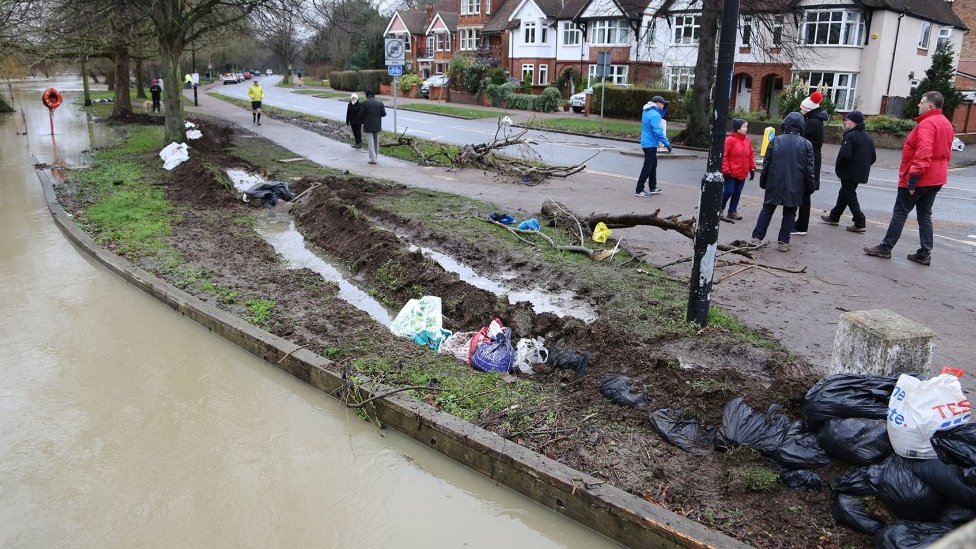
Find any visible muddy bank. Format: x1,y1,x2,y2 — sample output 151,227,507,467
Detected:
59,116,873,548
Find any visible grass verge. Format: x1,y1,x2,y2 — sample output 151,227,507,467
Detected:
519,117,678,141
397,103,505,119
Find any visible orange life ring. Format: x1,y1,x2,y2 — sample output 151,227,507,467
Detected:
42,88,62,110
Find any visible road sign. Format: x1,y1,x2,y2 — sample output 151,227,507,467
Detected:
595,52,611,78
388,65,402,76
385,38,405,66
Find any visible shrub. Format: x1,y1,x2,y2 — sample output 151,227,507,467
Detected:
779,79,836,118
866,114,916,137
554,68,582,96
489,85,561,112
590,86,685,120
486,67,507,86
399,73,423,92
537,87,561,112
485,83,514,107
358,69,391,93
329,70,358,91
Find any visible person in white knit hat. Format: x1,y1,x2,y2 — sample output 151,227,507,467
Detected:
793,90,827,235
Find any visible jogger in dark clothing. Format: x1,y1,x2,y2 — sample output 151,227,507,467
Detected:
822,110,876,232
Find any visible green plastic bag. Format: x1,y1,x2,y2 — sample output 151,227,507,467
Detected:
390,296,451,351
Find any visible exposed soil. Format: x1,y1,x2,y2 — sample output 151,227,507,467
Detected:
59,116,878,549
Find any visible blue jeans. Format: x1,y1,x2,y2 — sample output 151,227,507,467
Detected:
752,203,798,243
880,186,941,255
635,147,658,193
722,177,746,213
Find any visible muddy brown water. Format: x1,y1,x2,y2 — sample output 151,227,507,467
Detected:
0,80,617,547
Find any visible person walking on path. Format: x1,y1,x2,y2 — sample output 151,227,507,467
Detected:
361,90,387,165
345,93,365,149
751,112,815,252
821,111,875,233
248,80,264,125
864,91,954,265
149,79,162,113
635,95,672,197
793,91,827,235
720,118,756,220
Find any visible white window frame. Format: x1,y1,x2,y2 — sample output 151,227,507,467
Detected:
486,0,491,15
523,21,537,44
740,15,752,46
591,19,631,45
538,64,549,85
459,28,480,51
461,0,479,15
773,15,784,45
643,18,657,45
435,32,449,51
587,64,629,85
918,21,932,49
665,66,695,92
426,36,434,55
672,14,700,45
562,22,580,46
936,26,951,50
403,35,411,52
801,9,865,46
521,64,534,84
796,71,859,111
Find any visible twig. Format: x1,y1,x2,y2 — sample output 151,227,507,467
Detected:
715,265,756,284
277,343,309,364
291,182,322,203
479,217,538,247
345,385,442,409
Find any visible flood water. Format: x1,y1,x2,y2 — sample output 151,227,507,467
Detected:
0,79,617,548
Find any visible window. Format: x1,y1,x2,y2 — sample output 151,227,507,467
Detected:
486,0,491,15
562,22,580,45
461,0,479,15
672,14,700,45
937,26,951,50
459,28,480,50
801,9,865,46
795,71,859,111
773,15,784,45
524,21,537,43
426,36,434,55
918,21,932,49
592,19,631,45
587,64,628,84
403,36,411,52
538,64,549,85
665,66,695,92
521,64,534,84
741,15,752,46
643,18,657,44
435,33,449,51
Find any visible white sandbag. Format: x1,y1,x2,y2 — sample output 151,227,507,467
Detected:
185,121,196,129
159,142,189,170
186,129,202,140
513,337,548,375
888,373,972,459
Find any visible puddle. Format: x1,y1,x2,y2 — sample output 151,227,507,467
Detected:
227,169,394,326
407,243,597,323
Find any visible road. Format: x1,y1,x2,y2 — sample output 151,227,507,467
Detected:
213,76,976,250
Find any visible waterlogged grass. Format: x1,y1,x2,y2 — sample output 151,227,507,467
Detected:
397,103,504,119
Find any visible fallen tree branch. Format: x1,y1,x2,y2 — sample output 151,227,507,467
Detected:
345,385,443,409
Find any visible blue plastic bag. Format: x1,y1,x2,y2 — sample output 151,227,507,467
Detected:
489,212,516,225
517,218,540,231
471,328,514,373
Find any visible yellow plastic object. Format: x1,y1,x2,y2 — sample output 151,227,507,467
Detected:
592,222,612,243
761,126,776,156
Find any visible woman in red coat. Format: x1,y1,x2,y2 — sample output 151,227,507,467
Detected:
720,118,756,220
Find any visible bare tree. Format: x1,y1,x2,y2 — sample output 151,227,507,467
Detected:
308,0,386,70
249,0,306,79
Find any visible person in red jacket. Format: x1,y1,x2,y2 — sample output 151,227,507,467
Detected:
864,91,954,265
720,118,756,220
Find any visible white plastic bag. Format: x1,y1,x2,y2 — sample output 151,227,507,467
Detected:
439,331,475,363
186,129,202,140
513,337,548,375
390,296,443,339
887,373,971,459
952,137,965,152
159,142,189,170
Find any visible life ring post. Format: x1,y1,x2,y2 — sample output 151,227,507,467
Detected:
41,88,63,136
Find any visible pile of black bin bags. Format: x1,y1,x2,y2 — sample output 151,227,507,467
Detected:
649,374,976,547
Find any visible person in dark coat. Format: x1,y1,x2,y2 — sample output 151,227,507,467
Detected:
149,79,162,113
345,93,365,149
751,112,816,252
793,90,828,235
361,90,386,164
821,111,876,233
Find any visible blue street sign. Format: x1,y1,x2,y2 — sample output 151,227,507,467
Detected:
388,65,402,76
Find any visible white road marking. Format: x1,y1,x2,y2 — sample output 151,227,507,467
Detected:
585,168,636,181
968,235,976,239
821,178,976,202
407,129,432,135
449,126,488,134
936,235,976,247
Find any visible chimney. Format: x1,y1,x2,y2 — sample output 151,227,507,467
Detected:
426,4,434,24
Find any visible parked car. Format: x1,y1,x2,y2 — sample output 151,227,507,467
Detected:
243,71,252,80
569,84,632,113
420,74,449,98
266,68,273,76
222,72,238,85
235,72,245,83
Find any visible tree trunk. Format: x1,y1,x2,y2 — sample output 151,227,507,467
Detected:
106,69,115,91
89,69,99,84
81,58,92,106
135,57,146,99
676,0,721,147
111,29,133,117
159,40,186,143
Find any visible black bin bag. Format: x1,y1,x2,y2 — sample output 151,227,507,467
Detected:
832,494,885,534
803,374,899,429
648,408,714,457
715,397,791,455
875,521,954,549
932,423,976,467
817,417,893,465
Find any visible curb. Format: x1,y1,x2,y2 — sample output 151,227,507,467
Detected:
36,168,751,549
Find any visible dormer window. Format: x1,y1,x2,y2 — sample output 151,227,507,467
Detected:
461,0,479,15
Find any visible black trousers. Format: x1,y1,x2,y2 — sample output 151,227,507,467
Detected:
152,98,161,112
794,192,813,232
752,203,798,243
828,179,866,227
350,124,362,145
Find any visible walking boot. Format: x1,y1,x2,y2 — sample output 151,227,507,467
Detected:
906,253,931,266
820,214,838,226
863,245,891,258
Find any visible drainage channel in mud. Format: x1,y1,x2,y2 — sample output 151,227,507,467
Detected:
404,243,597,323
227,169,394,326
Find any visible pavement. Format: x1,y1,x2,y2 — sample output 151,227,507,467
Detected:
186,86,976,390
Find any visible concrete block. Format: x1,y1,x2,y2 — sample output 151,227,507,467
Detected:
831,309,936,376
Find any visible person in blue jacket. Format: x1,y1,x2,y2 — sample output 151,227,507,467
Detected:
636,95,672,197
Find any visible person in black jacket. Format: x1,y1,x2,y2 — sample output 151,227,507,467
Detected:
361,90,386,164
751,112,816,252
345,93,365,149
821,111,876,233
149,79,162,113
793,91,828,235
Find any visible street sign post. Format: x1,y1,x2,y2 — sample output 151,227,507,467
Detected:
597,52,611,118
385,38,405,66
388,65,402,77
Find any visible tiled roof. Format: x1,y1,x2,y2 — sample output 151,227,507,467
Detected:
440,11,459,31
394,10,427,34
558,0,588,19
483,0,520,32
858,0,966,29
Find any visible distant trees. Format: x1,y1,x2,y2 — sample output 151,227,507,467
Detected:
306,0,386,70
904,41,964,119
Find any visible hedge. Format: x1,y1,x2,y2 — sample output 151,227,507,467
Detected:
589,87,685,120
328,69,392,92
329,71,358,91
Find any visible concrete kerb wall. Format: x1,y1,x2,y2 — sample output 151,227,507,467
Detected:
37,169,750,549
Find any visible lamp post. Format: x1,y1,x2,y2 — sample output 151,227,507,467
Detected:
192,48,198,107
686,0,740,326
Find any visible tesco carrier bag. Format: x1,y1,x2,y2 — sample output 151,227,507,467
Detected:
887,373,971,460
